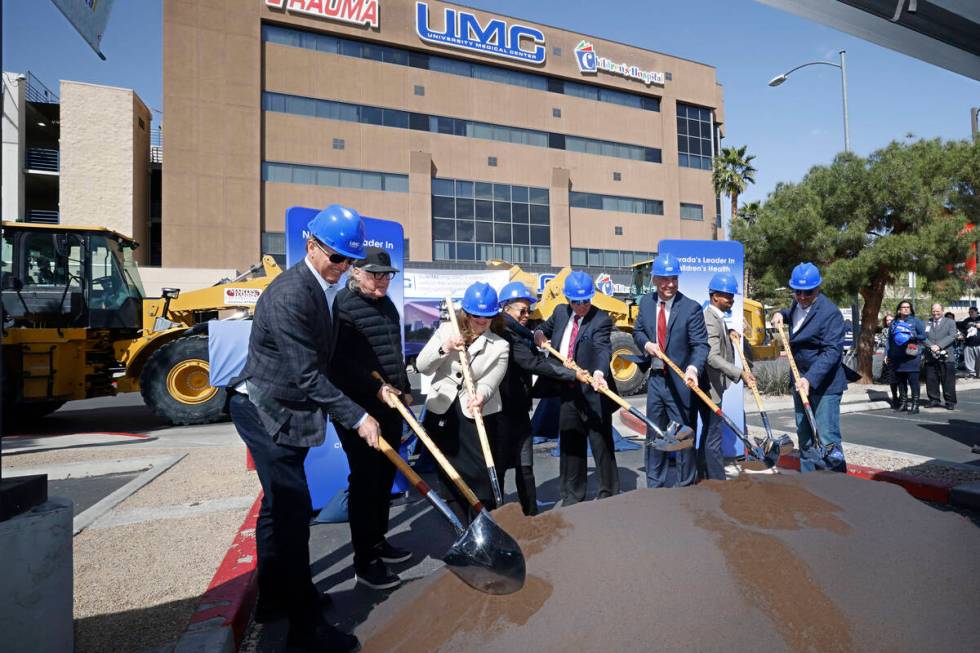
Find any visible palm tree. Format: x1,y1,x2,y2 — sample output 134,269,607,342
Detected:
738,200,762,225
713,146,757,226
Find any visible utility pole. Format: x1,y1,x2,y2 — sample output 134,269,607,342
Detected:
972,107,979,143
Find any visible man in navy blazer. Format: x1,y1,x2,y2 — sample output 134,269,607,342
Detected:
770,262,847,472
534,271,620,505
228,205,382,653
633,254,708,487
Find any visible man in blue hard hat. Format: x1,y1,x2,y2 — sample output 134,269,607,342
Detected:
534,271,620,504
770,262,848,473
498,281,585,514
633,253,708,487
698,272,755,480
228,204,381,653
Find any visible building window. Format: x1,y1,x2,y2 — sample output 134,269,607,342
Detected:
570,247,655,269
138,117,145,130
666,72,673,81
613,172,621,181
487,156,497,167
261,231,286,264
432,177,550,264
553,46,562,56
262,24,660,113
262,161,408,192
680,203,704,221
677,102,713,170
569,191,664,215
263,91,661,164
615,226,623,235
552,108,561,118
332,138,345,150
414,85,425,96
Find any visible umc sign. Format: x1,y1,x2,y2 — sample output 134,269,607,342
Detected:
415,1,546,64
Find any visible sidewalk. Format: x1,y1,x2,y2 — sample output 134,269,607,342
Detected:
757,377,980,412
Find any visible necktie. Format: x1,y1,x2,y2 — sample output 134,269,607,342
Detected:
657,301,667,349
567,315,581,359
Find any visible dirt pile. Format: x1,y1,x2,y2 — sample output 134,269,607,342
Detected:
359,473,980,652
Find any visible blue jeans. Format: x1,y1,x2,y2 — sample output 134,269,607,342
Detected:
645,373,697,488
793,392,844,471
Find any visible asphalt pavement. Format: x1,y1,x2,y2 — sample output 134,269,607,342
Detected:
746,387,980,465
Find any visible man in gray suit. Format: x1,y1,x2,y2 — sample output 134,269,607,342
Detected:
228,204,382,653
697,273,754,480
924,302,958,410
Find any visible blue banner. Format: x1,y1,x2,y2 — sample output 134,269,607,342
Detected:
285,207,405,509
659,240,746,457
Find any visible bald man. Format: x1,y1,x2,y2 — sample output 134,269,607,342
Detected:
923,303,957,410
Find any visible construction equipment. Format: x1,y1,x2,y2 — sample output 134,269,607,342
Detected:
380,385,526,595
540,341,693,451
1,222,282,426
489,259,780,398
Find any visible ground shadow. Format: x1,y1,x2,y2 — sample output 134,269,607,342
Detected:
74,595,199,653
916,418,980,454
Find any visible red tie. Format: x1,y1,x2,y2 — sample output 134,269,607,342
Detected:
657,301,668,349
567,315,581,359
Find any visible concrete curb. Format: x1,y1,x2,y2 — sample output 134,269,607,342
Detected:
759,378,980,412
175,494,262,653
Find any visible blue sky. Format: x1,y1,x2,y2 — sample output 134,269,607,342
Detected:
3,0,977,209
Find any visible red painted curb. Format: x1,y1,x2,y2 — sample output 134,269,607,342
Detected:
622,410,956,505
246,449,256,471
184,493,262,647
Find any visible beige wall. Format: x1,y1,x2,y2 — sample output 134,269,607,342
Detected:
164,0,723,269
59,81,152,262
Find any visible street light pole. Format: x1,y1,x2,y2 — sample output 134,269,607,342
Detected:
839,50,850,153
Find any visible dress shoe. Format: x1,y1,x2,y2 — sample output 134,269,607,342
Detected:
927,400,941,408
945,403,955,410
288,623,360,653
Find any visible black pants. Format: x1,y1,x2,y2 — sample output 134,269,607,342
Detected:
696,401,726,481
335,410,402,570
896,370,920,402
558,397,618,506
497,408,538,516
423,399,497,525
924,360,956,406
228,394,320,633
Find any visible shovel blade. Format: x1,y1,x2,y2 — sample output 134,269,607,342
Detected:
646,437,695,452
444,510,526,595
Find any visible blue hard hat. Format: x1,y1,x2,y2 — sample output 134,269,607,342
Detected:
708,272,739,295
498,281,535,308
892,322,912,346
563,270,595,302
652,253,682,277
307,204,365,260
461,282,500,317
789,262,822,290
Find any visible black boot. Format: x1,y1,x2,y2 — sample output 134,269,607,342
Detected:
896,391,909,411
909,399,920,414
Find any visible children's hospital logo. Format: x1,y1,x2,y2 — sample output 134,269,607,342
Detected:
574,40,597,73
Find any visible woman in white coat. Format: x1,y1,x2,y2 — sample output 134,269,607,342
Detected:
416,282,509,524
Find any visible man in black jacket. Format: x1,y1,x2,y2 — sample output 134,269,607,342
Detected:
332,248,413,591
534,271,620,505
228,204,380,653
497,281,584,515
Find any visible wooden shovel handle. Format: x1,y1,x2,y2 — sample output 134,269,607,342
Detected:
729,331,767,413
539,342,631,412
654,347,722,414
775,323,810,404
444,297,497,468
373,373,483,510
376,436,430,496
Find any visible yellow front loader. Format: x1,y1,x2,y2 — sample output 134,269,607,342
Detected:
1,222,281,426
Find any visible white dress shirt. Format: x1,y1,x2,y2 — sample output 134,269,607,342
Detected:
558,313,604,379
791,303,812,334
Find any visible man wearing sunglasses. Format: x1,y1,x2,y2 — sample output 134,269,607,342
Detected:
534,271,620,505
228,204,380,653
770,262,848,473
498,281,585,515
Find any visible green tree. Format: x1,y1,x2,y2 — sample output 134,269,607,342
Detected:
738,200,762,225
713,145,757,226
731,138,980,382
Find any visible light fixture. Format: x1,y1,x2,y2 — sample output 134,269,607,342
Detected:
767,75,787,87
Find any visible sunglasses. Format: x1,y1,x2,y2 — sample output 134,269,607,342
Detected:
366,271,396,280
793,289,817,297
570,299,591,305
516,308,530,316
465,311,492,320
312,239,355,265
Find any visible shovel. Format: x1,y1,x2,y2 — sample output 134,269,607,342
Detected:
774,323,846,473
445,296,504,507
654,348,786,468
539,342,694,452
729,332,792,460
377,383,527,595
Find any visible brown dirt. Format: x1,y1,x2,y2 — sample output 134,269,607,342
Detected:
358,473,980,653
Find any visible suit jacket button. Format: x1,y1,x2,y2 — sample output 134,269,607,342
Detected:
457,384,463,391
455,372,462,379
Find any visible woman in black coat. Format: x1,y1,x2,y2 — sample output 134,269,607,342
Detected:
878,313,899,407
885,300,926,414
331,248,412,591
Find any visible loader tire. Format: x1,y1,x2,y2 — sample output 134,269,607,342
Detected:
610,330,646,396
141,335,227,426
